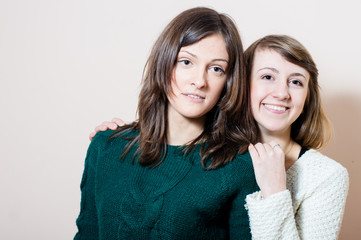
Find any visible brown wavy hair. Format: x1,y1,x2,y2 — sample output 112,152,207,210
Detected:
112,7,250,169
243,35,331,149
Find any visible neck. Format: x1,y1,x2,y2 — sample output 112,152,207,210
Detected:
167,113,205,146
260,126,292,147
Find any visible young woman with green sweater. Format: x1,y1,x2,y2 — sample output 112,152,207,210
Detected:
74,7,259,239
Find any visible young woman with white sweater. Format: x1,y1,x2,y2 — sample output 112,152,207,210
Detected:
243,35,348,239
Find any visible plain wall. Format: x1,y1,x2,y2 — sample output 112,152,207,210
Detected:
1,0,360,239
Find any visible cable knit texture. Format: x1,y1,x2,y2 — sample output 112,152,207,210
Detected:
74,129,259,240
245,149,349,240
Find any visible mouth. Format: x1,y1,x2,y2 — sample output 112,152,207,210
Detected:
263,103,289,112
183,93,205,100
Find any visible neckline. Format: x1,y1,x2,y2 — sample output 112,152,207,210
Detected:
286,149,312,173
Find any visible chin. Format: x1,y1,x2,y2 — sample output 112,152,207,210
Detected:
259,123,289,134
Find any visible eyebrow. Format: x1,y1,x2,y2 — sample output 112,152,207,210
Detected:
257,67,279,74
257,67,307,79
289,73,307,79
179,50,229,63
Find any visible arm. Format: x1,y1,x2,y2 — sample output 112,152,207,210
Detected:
292,166,348,239
74,138,100,239
229,156,260,240
245,190,299,240
245,157,349,239
229,189,253,239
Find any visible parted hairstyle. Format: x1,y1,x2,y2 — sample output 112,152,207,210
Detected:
243,35,331,149
112,7,250,169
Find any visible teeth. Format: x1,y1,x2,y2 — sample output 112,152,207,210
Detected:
264,104,286,111
187,94,202,99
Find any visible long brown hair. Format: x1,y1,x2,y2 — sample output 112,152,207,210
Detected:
243,35,331,149
112,7,249,169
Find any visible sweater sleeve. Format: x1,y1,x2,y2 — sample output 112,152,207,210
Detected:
245,190,299,240
229,158,259,240
74,137,101,240
293,166,349,239
245,164,349,240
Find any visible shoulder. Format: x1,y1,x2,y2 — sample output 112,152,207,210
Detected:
89,128,138,153
90,129,117,149
84,129,117,163
92,128,117,140
232,151,253,170
300,150,348,176
288,149,349,189
221,151,253,172
92,127,139,144
219,151,256,185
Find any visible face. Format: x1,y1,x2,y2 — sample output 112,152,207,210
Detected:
167,34,229,122
250,48,309,137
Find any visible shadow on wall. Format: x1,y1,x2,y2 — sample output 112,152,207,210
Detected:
322,93,361,240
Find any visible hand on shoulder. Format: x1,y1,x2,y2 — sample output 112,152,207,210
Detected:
248,141,287,199
89,118,125,140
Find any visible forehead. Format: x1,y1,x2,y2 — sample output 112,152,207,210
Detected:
179,34,229,60
253,48,310,79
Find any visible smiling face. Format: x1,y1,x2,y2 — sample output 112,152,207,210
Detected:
167,34,229,123
250,48,309,137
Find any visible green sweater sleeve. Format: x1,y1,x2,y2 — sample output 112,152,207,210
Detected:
74,135,101,240
228,154,259,239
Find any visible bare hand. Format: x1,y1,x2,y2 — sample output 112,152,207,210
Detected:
89,118,125,140
248,141,287,198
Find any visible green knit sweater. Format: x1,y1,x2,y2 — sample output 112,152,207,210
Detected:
74,129,259,239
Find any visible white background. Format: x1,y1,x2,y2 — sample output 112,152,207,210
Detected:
1,0,360,239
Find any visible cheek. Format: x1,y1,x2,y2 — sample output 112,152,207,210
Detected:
216,81,227,95
250,84,263,109
211,78,227,97
171,67,186,90
296,90,308,107
293,93,308,118
170,77,180,95
167,79,179,104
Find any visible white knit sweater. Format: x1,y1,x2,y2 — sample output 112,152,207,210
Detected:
245,149,349,240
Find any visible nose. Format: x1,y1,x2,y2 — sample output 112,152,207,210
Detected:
272,81,290,100
192,69,207,89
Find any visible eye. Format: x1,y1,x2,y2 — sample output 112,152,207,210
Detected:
261,75,273,80
178,59,191,66
289,79,303,87
210,66,225,74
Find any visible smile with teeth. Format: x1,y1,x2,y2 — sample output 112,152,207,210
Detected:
263,103,288,112
184,94,204,99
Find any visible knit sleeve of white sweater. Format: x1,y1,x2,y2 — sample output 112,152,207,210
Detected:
245,149,349,240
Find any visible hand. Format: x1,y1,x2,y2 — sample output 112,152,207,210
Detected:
89,118,125,140
248,141,287,199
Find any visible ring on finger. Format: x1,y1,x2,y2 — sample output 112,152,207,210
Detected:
273,144,281,149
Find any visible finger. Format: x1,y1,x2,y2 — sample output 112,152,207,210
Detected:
263,143,273,153
99,121,115,131
248,143,260,160
248,144,259,165
269,140,283,153
95,125,107,132
89,132,95,141
101,121,111,127
112,117,125,127
108,122,118,130
103,121,118,130
94,124,107,134
273,144,284,154
253,142,267,157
